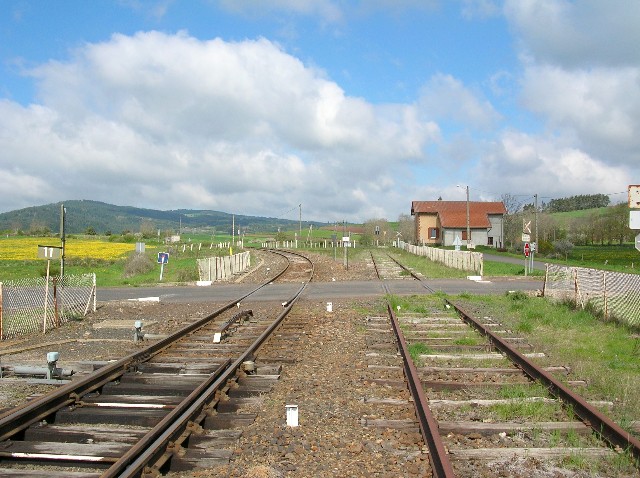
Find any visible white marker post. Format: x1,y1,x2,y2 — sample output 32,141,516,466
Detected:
38,246,62,333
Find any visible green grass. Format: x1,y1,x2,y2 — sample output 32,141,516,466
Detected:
453,336,481,346
385,249,470,279
490,399,560,421
0,244,238,287
407,342,433,365
498,382,549,399
484,243,640,275
456,293,640,433
483,260,545,277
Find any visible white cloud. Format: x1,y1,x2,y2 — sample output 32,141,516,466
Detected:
500,0,640,178
521,64,640,166
0,32,439,220
504,0,640,67
476,131,632,199
418,73,502,130
461,0,501,20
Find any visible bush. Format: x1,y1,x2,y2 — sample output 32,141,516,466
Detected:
506,290,529,301
553,240,574,259
123,252,154,278
176,266,199,282
538,240,553,255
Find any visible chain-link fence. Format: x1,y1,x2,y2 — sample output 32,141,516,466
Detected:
196,252,251,282
397,241,484,275
543,264,640,328
0,274,96,340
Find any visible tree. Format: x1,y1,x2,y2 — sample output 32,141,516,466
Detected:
605,203,631,245
500,194,525,249
84,226,97,236
500,193,524,215
140,220,156,239
362,218,391,245
397,214,415,244
553,239,574,260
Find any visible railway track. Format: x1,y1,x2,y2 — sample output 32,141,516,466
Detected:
369,252,639,477
0,249,313,477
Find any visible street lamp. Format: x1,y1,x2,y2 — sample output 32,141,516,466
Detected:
457,185,470,247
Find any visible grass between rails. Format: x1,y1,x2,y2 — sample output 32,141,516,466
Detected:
454,293,640,434
383,293,639,473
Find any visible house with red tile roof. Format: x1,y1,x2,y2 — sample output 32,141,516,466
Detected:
411,200,506,248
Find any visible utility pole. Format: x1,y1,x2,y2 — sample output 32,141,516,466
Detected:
533,193,538,270
60,204,66,277
465,185,470,248
299,204,302,240
534,193,539,246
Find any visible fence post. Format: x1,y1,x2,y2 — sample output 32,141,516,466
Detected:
542,263,548,297
43,265,50,333
603,271,608,321
53,277,60,328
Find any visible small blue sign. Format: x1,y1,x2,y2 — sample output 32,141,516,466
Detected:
157,252,169,264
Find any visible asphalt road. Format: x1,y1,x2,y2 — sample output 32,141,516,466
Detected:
483,252,548,271
97,276,543,304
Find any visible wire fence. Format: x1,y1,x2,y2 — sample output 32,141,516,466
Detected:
397,241,484,275
196,252,251,282
543,264,640,328
0,274,96,340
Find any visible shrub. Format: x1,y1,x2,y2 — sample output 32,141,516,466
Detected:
553,240,574,259
538,240,553,255
123,252,154,278
176,266,199,282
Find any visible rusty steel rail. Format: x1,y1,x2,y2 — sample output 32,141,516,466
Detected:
0,280,268,442
385,253,436,293
0,250,311,470
103,285,310,477
102,253,314,477
387,303,456,478
448,299,640,465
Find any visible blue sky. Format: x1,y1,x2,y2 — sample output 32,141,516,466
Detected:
1,1,638,222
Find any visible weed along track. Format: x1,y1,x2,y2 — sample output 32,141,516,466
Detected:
365,301,640,477
368,253,639,477
0,250,314,477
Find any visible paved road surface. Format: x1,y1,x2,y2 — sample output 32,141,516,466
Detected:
98,276,542,304
483,252,548,271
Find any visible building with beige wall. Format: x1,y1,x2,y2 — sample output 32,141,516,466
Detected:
411,200,506,248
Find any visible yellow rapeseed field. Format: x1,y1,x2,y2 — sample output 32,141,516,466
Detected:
0,237,135,260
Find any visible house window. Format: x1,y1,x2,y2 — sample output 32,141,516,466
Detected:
428,227,439,240
462,230,468,240
487,237,494,246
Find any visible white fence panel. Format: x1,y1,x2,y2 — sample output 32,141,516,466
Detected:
397,241,483,275
197,251,251,282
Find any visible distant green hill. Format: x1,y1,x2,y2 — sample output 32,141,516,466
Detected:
0,200,319,235
551,207,611,226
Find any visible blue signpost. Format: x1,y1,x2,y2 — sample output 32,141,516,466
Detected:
157,252,169,280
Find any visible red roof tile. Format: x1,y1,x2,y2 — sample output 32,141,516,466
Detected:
411,201,506,229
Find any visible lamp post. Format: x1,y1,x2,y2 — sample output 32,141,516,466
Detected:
457,185,471,247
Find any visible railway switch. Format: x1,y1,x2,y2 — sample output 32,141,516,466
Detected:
46,351,61,380
133,320,145,344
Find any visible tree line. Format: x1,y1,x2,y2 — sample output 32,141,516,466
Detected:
523,193,610,213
